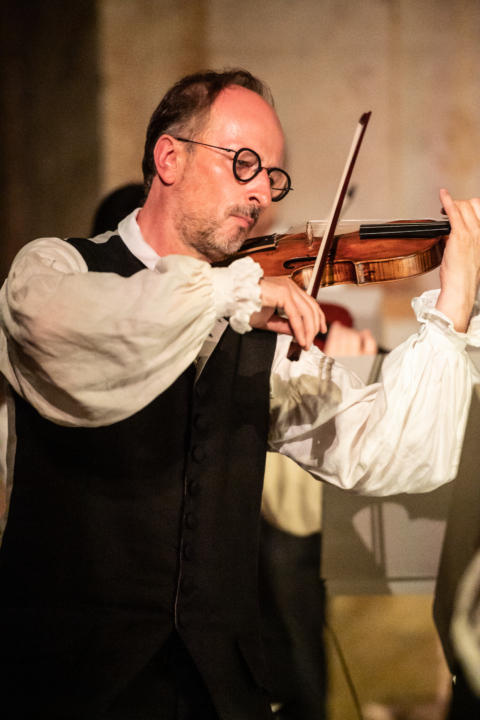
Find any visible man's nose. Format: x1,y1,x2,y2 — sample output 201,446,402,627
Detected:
244,169,271,209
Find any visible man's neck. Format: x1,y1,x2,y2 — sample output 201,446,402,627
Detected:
137,191,208,263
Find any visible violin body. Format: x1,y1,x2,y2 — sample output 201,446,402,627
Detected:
233,220,449,291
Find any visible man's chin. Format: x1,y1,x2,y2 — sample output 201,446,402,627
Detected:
207,233,248,263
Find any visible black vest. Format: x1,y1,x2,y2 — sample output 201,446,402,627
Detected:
0,235,277,719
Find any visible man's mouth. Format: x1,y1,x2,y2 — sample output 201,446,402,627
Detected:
232,214,254,228
229,206,260,230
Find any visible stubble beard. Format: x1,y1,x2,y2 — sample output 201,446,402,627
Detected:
175,203,260,263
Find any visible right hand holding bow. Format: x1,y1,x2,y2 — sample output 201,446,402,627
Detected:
249,275,326,350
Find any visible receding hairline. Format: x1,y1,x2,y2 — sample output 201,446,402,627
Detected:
182,83,277,136
196,84,283,139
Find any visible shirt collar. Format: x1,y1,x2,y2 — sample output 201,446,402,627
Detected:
117,208,160,270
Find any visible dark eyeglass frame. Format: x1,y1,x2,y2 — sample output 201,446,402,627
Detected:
174,137,293,202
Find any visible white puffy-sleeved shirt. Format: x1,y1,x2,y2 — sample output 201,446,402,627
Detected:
1,208,480,501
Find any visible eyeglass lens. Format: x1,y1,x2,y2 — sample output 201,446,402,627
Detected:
233,149,290,201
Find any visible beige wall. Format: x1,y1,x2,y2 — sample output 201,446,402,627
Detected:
99,0,209,193
99,0,480,343
99,0,480,216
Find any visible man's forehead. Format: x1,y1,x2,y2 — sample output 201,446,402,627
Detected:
207,86,284,152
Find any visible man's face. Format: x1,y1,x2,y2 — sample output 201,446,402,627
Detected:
173,86,285,263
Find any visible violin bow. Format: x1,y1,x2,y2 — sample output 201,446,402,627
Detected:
307,111,371,300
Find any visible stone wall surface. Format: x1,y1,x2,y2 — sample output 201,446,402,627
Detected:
99,0,480,341
0,0,100,281
99,0,208,193
100,0,480,218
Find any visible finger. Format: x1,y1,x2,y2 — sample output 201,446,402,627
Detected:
286,293,309,347
440,189,480,231
452,199,480,230
283,280,325,338
286,292,324,349
360,329,378,356
298,293,325,345
279,291,306,347
274,287,311,348
298,296,324,349
314,300,327,335
439,189,463,226
324,322,358,357
262,316,295,336
461,197,480,226
257,277,324,349
470,197,480,220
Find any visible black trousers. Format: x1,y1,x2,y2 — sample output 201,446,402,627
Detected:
103,631,220,720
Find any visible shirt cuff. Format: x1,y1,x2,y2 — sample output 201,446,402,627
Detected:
211,257,263,334
412,289,480,349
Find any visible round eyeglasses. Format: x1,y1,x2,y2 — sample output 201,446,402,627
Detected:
175,137,293,202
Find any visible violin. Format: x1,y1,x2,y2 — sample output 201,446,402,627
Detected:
225,112,451,296
233,218,451,293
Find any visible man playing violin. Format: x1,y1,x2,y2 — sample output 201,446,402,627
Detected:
0,69,479,720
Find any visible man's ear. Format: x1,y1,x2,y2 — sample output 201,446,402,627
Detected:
153,135,186,186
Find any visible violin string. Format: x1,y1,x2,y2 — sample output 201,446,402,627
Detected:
264,218,450,258
274,219,449,241
360,221,450,239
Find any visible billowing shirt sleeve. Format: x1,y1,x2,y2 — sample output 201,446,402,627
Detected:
0,238,262,426
269,290,480,496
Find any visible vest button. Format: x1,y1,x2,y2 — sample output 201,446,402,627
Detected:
196,383,207,399
192,445,205,463
188,481,200,497
186,512,198,530
183,544,195,561
181,578,195,595
194,414,208,431
177,612,187,628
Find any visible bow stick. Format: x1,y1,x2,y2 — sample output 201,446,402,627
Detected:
307,111,371,300
288,111,371,361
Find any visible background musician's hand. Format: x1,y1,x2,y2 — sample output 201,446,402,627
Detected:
436,189,480,332
324,322,377,357
249,275,326,349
